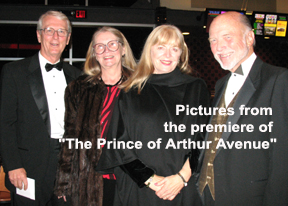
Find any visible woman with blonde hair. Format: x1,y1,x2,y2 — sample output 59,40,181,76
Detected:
97,24,210,206
54,26,136,206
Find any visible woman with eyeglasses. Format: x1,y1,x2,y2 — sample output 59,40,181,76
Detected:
54,26,136,206
96,25,210,206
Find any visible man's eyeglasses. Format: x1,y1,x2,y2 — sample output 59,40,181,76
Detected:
39,27,69,37
93,40,122,55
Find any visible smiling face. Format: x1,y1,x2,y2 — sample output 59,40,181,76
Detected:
151,42,181,74
36,15,71,63
209,12,254,72
94,31,125,71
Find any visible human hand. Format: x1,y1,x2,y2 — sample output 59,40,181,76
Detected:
154,174,185,201
146,174,164,192
8,168,28,190
154,159,191,201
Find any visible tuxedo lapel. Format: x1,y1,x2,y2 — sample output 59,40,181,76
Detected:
213,74,230,108
198,75,229,163
63,63,76,84
216,57,262,156
215,77,255,156
27,54,51,135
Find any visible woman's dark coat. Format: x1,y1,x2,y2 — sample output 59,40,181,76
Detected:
54,75,106,206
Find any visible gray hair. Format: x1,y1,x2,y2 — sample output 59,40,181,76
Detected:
37,10,72,33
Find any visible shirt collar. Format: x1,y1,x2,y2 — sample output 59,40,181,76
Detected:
38,51,60,72
231,52,256,78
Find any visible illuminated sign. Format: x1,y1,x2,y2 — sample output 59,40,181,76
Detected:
75,10,86,19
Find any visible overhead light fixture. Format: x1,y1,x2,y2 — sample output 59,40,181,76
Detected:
182,32,190,35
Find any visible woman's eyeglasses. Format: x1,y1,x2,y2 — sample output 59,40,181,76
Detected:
93,40,122,55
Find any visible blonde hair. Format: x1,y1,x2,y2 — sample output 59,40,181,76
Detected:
83,27,136,81
122,24,191,93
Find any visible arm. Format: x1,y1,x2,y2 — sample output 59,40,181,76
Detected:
154,159,191,200
96,91,144,171
154,80,211,200
97,91,165,192
120,159,154,188
192,80,211,174
263,70,288,205
120,159,165,192
54,84,77,197
0,64,28,190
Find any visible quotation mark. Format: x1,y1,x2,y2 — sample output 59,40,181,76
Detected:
59,138,66,143
270,138,277,143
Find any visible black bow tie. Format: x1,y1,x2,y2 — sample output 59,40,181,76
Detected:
234,65,244,75
45,61,63,72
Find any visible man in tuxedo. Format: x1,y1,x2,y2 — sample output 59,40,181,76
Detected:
0,11,81,205
197,11,288,205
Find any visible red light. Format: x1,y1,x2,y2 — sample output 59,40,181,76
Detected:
0,44,40,50
76,10,86,19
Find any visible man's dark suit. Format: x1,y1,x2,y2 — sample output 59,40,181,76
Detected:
198,57,288,205
0,53,81,204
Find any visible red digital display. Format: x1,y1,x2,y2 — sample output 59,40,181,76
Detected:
76,10,86,19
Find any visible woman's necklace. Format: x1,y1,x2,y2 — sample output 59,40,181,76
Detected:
103,74,124,87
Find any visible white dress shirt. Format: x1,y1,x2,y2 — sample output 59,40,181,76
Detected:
225,53,257,107
39,51,67,139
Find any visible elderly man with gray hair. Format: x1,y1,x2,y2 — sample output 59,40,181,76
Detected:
197,11,288,206
0,10,80,205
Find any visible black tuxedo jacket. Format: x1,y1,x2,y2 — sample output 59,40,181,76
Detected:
0,53,81,202
198,57,288,205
